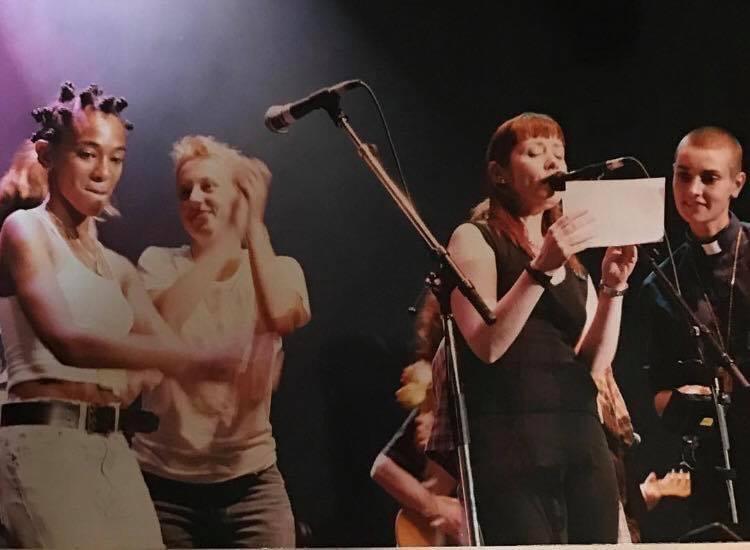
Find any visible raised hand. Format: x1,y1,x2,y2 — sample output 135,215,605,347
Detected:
0,140,48,207
530,210,596,272
233,157,272,240
601,245,638,290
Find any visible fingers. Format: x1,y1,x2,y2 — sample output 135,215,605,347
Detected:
677,384,711,396
237,158,271,191
604,244,638,264
233,158,270,199
421,477,438,490
558,209,591,225
0,169,26,203
567,226,596,250
622,244,638,262
554,210,594,234
429,521,443,530
550,211,596,251
144,369,164,389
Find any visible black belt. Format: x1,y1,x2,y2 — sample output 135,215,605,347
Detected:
0,400,159,435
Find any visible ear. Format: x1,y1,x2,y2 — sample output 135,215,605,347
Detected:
487,160,508,184
34,140,52,170
732,170,746,199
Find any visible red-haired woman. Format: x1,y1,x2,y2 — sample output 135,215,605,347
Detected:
448,113,636,544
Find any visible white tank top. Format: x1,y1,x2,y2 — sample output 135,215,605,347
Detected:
0,206,134,389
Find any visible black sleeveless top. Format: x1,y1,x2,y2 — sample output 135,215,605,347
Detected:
457,222,601,469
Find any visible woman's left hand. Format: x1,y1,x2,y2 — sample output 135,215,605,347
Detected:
600,245,637,290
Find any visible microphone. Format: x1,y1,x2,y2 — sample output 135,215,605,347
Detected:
541,157,627,191
264,79,362,133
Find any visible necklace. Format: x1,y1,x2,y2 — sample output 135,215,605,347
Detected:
692,229,742,351
45,206,112,279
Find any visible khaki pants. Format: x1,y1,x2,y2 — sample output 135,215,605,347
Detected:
0,424,164,549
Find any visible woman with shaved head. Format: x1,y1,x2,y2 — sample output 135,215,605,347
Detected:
643,126,750,537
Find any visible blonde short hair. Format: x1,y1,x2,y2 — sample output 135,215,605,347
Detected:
171,135,262,180
677,126,743,176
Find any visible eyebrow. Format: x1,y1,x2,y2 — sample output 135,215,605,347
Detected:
180,176,217,186
527,139,563,147
674,164,722,175
77,140,127,152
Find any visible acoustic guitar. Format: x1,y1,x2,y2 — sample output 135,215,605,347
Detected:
395,507,449,547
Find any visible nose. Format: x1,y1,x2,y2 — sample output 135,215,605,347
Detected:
189,185,205,203
90,157,111,182
685,175,703,196
544,154,564,173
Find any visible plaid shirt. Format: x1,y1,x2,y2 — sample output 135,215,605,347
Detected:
426,340,456,456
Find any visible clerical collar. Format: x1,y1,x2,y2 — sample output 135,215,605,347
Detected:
687,212,741,257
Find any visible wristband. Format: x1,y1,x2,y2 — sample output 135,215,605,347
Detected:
525,265,554,289
599,281,628,297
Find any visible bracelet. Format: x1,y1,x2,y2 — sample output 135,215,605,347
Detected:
599,281,628,297
524,264,553,289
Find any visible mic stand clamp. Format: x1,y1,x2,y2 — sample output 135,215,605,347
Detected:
321,97,492,546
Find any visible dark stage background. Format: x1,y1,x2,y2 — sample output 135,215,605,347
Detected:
1,0,750,545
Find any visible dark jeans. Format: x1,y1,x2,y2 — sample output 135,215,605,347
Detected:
475,459,620,545
472,414,620,545
142,464,295,548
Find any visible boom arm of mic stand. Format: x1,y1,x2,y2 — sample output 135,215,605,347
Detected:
328,107,496,326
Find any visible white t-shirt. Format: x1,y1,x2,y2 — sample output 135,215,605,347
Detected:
0,207,133,391
133,245,301,483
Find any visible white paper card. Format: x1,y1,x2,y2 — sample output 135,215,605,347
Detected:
561,177,665,247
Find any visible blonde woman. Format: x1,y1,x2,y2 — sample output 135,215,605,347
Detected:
134,135,310,548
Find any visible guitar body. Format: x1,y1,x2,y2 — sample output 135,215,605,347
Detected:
395,508,446,547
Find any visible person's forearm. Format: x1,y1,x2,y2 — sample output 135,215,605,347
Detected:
578,293,624,375
49,328,201,378
455,270,545,364
371,455,438,519
247,221,308,335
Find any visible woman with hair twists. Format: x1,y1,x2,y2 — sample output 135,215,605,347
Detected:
447,113,637,544
0,82,241,549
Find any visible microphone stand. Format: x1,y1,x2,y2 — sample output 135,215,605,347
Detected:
319,92,493,546
643,244,748,526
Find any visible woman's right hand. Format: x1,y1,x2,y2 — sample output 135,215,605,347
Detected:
121,369,164,404
529,210,596,272
180,340,250,382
